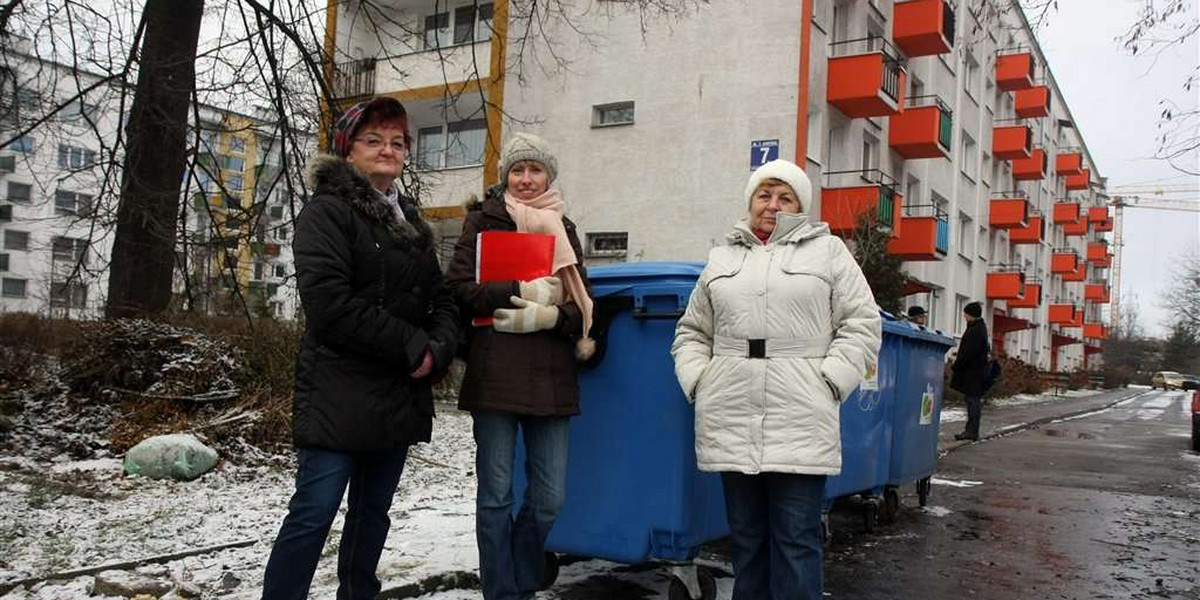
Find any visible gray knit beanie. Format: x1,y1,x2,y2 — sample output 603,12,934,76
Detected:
500,132,558,183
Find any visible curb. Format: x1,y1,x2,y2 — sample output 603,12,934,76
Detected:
940,388,1151,455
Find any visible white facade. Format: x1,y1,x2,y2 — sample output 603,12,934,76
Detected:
334,0,1111,370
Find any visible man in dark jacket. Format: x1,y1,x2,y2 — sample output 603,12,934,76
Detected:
261,97,458,600
951,301,989,441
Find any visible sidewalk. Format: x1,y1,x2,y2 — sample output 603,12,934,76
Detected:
937,387,1150,454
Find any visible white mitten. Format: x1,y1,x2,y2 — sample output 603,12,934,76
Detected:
492,296,560,334
518,276,563,306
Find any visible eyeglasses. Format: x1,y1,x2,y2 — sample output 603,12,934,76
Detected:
354,137,407,153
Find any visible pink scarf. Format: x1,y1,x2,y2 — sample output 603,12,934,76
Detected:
504,189,594,346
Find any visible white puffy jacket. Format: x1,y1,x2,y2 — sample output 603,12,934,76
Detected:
671,213,882,475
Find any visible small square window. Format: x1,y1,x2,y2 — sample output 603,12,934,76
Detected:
4,230,29,251
269,205,284,219
7,182,31,204
0,206,11,222
592,102,635,128
274,265,286,278
229,138,246,153
3,135,35,154
0,254,8,271
2,277,26,298
424,12,451,49
585,232,628,257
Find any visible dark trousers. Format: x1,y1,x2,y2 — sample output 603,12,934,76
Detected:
964,395,983,438
261,447,409,600
721,472,826,600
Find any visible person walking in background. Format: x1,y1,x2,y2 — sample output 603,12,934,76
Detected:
906,305,927,327
261,97,459,600
951,301,990,441
445,133,595,600
671,159,881,600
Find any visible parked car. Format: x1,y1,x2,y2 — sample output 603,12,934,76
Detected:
1179,374,1200,391
1151,371,1186,390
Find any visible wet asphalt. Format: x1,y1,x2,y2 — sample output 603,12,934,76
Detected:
546,389,1199,600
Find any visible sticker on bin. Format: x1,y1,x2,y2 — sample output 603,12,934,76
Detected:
919,384,935,425
860,362,879,391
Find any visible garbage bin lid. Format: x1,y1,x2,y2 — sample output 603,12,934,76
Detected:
587,261,705,298
881,312,956,347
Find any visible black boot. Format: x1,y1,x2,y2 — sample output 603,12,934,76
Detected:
954,432,978,441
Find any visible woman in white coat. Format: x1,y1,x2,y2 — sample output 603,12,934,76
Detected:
671,159,881,600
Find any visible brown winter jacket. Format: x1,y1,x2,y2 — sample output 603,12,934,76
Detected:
445,186,594,416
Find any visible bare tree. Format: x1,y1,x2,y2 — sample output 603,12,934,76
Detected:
1159,248,1200,332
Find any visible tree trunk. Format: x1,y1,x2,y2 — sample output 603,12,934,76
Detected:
105,0,204,318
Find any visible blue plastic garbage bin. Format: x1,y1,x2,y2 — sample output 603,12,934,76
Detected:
885,321,955,508
820,316,903,521
513,262,729,570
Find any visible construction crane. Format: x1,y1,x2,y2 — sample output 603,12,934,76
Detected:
1105,191,1200,331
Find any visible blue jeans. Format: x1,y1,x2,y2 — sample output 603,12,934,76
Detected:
720,472,826,600
261,447,409,600
473,410,570,600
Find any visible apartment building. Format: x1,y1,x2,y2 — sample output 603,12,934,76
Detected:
327,0,1112,371
0,50,309,320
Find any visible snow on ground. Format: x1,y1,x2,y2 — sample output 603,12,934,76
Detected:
940,408,966,424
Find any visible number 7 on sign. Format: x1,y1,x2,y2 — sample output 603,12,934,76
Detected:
759,147,772,164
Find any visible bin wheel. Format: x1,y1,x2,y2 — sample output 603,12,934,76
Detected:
540,552,559,590
862,499,878,533
917,477,932,508
880,487,900,525
667,567,716,600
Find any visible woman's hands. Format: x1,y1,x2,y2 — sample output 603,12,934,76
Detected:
518,276,563,306
409,348,433,378
492,296,560,334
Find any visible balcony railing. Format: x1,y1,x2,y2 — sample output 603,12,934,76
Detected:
829,36,905,102
333,58,377,101
822,168,900,233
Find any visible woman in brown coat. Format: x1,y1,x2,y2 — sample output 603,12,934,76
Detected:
445,132,595,600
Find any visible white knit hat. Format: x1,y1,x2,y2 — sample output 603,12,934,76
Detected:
500,132,558,183
744,159,813,214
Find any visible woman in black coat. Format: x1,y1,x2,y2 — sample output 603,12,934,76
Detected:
260,97,458,600
951,301,990,440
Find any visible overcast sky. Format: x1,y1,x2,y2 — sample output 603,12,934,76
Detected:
1034,0,1200,337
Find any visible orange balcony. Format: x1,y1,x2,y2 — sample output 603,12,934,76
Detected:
1094,253,1113,269
1014,85,1051,118
1009,213,1044,245
1083,322,1108,340
1085,283,1111,304
1052,201,1080,224
989,192,1030,229
986,267,1026,300
821,169,903,237
1051,249,1080,274
1071,308,1085,328
1012,147,1047,180
996,50,1035,91
1087,241,1109,263
888,95,953,159
827,37,907,118
1065,168,1091,191
993,124,1033,160
887,204,950,261
893,0,956,57
1007,279,1042,309
1055,151,1084,176
1063,216,1088,237
1048,304,1076,325
1063,261,1087,282
1088,206,1113,232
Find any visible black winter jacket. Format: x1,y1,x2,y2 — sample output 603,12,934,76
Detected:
951,318,990,398
291,155,458,452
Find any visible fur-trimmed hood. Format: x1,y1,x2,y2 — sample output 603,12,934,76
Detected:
305,154,430,245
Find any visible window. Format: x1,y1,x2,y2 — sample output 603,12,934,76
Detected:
928,290,940,330
978,225,989,260
957,213,973,258
861,132,880,173
964,53,980,101
2,277,26,298
58,99,98,124
229,137,246,153
959,131,977,181
4,230,29,251
253,262,265,281
955,295,970,335
424,12,451,49
223,155,245,172
0,254,7,271
50,282,87,308
269,205,284,219
0,206,10,222
454,4,488,43
417,120,486,169
51,236,87,264
585,232,629,258
904,175,921,215
54,190,92,216
3,135,34,153
592,102,635,127
274,264,286,278
7,182,31,204
15,88,38,113
267,283,280,297
57,145,96,169
277,226,289,241
226,176,244,192
982,151,993,187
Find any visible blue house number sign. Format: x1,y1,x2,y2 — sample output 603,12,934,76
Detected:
750,139,779,168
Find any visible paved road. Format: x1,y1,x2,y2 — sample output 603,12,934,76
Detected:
824,388,1199,599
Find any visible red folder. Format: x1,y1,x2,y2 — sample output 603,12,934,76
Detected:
473,231,556,327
